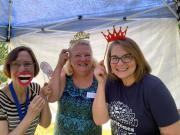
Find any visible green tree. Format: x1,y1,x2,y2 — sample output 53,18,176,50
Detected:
0,42,8,85
0,42,8,65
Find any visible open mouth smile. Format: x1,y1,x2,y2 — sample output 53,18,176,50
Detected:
16,72,33,86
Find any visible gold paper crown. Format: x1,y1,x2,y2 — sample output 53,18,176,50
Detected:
70,31,90,44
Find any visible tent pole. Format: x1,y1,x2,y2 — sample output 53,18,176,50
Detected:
10,17,78,37
162,0,179,19
0,35,6,40
85,4,175,32
45,17,78,30
7,0,13,42
175,0,180,21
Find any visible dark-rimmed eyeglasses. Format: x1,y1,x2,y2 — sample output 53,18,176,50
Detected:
110,53,133,64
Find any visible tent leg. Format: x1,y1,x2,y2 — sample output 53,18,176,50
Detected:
7,0,13,42
162,0,179,19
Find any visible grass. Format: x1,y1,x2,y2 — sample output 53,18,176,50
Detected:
35,123,111,135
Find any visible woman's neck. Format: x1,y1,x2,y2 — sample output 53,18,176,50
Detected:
122,75,136,86
72,71,94,89
11,82,27,102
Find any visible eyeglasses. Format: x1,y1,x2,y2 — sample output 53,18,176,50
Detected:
110,53,133,64
10,61,34,69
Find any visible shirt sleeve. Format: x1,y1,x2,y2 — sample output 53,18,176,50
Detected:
147,78,179,127
30,82,41,96
0,105,7,120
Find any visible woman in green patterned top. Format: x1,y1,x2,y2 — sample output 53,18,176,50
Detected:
48,32,102,135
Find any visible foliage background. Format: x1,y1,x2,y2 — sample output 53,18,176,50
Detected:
0,42,8,86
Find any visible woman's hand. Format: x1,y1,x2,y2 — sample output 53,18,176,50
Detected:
26,95,46,122
94,60,107,84
58,49,69,66
40,83,51,101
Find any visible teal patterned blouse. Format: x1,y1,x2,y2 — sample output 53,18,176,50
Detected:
54,75,102,135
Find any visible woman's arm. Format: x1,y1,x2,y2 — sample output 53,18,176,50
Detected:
39,101,52,128
0,120,8,135
38,83,52,128
92,61,109,125
92,81,109,125
48,49,69,102
0,118,35,135
0,95,46,135
147,77,180,135
159,120,180,135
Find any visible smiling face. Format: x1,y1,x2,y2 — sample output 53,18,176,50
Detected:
110,44,136,85
10,51,34,86
69,43,93,76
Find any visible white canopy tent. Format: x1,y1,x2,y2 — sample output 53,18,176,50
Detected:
0,0,180,123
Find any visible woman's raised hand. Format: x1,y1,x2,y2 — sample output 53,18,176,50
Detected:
94,60,107,84
58,49,69,66
40,82,51,100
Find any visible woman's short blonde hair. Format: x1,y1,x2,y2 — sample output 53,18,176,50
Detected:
63,39,97,75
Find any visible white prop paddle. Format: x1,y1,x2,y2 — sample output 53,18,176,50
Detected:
40,61,53,80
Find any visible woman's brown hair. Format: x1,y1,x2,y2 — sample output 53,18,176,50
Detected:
106,38,151,82
3,46,39,78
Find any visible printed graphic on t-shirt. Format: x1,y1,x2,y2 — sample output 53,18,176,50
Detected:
109,101,138,135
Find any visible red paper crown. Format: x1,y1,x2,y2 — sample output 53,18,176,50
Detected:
101,26,128,43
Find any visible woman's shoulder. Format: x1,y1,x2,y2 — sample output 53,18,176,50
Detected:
65,74,72,80
64,75,73,86
141,74,169,97
30,82,40,89
0,86,12,104
29,82,41,95
0,85,10,98
0,89,6,100
142,74,163,86
0,85,8,94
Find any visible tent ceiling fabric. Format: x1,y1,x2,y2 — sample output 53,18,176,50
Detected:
0,0,178,41
2,0,175,26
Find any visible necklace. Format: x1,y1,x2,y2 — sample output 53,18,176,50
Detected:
9,82,30,121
